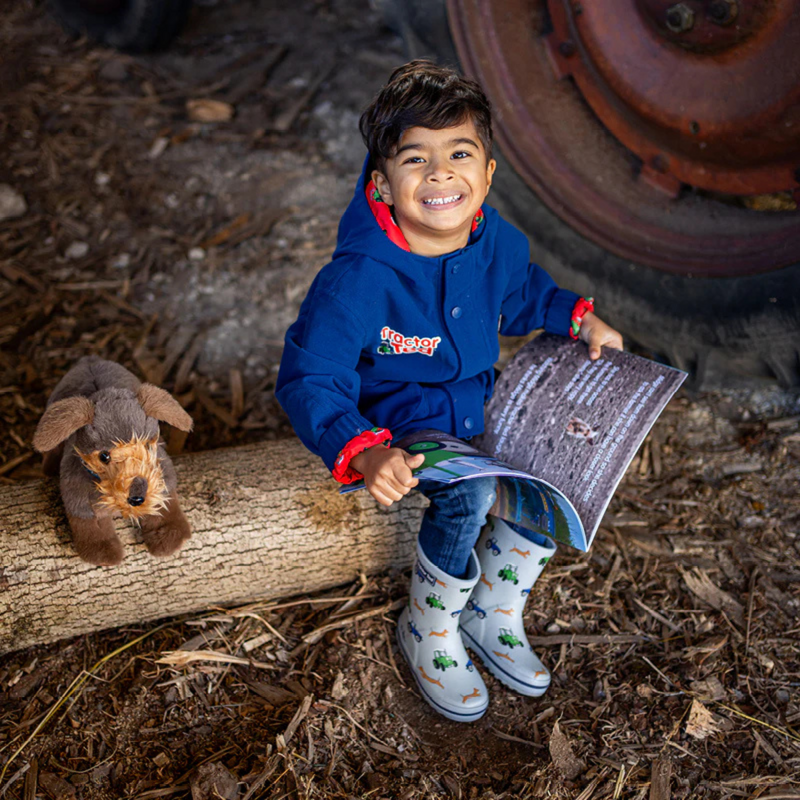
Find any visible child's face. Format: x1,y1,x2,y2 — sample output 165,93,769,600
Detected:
371,120,496,257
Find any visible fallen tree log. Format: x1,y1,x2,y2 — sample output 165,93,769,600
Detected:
0,440,427,655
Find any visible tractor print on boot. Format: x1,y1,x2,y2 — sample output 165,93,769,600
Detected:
460,516,557,697
397,542,489,722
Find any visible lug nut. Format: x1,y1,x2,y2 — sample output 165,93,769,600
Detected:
708,0,737,25
558,40,577,57
666,3,695,33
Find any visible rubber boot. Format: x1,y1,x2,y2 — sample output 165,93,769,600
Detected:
396,541,489,722
459,516,557,697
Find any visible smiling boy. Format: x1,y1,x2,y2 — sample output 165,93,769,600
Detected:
277,61,622,721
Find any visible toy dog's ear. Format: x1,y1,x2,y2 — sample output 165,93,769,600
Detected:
33,397,95,453
137,384,193,432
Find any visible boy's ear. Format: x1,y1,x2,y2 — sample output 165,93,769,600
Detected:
485,158,497,195
33,397,95,453
137,384,194,432
371,169,393,206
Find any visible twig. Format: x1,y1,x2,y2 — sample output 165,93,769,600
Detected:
745,566,759,656
301,600,404,645
316,700,394,751
632,597,683,633
490,727,544,749
713,703,800,744
641,656,681,691
527,634,648,646
0,761,29,798
0,622,172,787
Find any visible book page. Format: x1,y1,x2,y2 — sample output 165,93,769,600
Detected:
476,334,686,548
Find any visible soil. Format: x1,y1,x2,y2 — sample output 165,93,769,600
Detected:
1,2,799,799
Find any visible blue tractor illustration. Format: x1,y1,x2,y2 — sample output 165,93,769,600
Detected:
466,658,475,673
466,598,487,619
450,608,462,618
407,619,422,643
485,537,501,556
416,560,436,586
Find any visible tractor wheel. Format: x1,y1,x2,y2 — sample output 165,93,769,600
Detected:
47,0,192,52
390,0,800,389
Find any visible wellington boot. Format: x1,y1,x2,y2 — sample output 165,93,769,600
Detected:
460,516,556,697
396,541,489,722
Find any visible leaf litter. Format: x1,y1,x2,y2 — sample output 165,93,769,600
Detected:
1,0,800,798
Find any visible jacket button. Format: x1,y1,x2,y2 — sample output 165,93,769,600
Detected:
464,416,474,430
451,306,462,319
452,263,460,274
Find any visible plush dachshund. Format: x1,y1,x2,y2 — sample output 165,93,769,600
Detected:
33,356,193,566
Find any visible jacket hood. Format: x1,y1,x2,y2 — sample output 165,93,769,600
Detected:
332,155,495,274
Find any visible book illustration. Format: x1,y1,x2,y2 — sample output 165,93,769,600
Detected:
565,416,599,445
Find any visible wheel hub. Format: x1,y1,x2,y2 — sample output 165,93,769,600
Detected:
546,0,800,194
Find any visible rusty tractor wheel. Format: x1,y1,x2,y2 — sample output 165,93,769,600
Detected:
391,0,800,389
48,0,192,52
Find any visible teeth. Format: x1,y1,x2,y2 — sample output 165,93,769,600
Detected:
424,194,461,206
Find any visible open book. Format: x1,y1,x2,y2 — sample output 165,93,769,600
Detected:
342,335,686,551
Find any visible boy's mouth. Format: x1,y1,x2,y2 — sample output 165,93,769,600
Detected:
422,194,463,207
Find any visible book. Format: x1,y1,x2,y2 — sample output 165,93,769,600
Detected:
341,334,686,551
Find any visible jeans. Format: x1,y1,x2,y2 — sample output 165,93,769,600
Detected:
416,478,554,578
416,477,497,578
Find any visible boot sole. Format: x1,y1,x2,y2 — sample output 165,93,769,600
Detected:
395,625,488,723
461,627,550,698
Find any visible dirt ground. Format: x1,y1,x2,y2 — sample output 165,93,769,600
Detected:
1,1,800,798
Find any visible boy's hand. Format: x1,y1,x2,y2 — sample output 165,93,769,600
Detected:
579,311,623,360
350,446,425,507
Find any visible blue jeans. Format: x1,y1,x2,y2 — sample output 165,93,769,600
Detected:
416,478,553,578
416,477,497,578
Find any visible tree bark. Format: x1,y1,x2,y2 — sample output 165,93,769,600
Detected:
0,440,426,655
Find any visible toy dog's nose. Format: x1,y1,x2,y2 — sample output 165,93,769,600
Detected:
128,477,148,507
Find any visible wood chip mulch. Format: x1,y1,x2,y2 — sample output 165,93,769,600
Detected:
1,1,799,798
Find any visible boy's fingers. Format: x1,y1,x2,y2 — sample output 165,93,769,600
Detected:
371,485,401,506
406,453,426,467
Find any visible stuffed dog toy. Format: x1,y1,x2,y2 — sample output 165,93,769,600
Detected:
33,356,193,566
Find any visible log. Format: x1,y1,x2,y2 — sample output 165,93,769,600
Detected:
0,440,427,655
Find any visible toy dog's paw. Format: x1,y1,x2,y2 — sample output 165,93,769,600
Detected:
141,521,191,557
67,515,125,566
140,497,191,557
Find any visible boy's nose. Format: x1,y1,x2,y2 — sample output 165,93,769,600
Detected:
427,158,455,180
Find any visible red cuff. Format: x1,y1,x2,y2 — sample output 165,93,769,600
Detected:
570,297,595,340
332,427,392,484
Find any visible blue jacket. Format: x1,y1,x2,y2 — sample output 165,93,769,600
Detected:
276,158,580,472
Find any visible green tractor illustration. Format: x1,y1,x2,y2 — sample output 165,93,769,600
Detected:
377,343,392,355
426,592,446,611
498,564,519,585
432,649,458,671
498,627,524,649
538,556,551,567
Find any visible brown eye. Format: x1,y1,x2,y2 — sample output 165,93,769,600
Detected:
99,451,111,464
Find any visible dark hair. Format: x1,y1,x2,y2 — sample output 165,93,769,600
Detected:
359,60,493,171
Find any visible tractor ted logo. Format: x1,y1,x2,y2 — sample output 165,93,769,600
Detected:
378,326,441,356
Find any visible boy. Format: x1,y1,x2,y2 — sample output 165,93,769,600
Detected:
277,61,622,722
